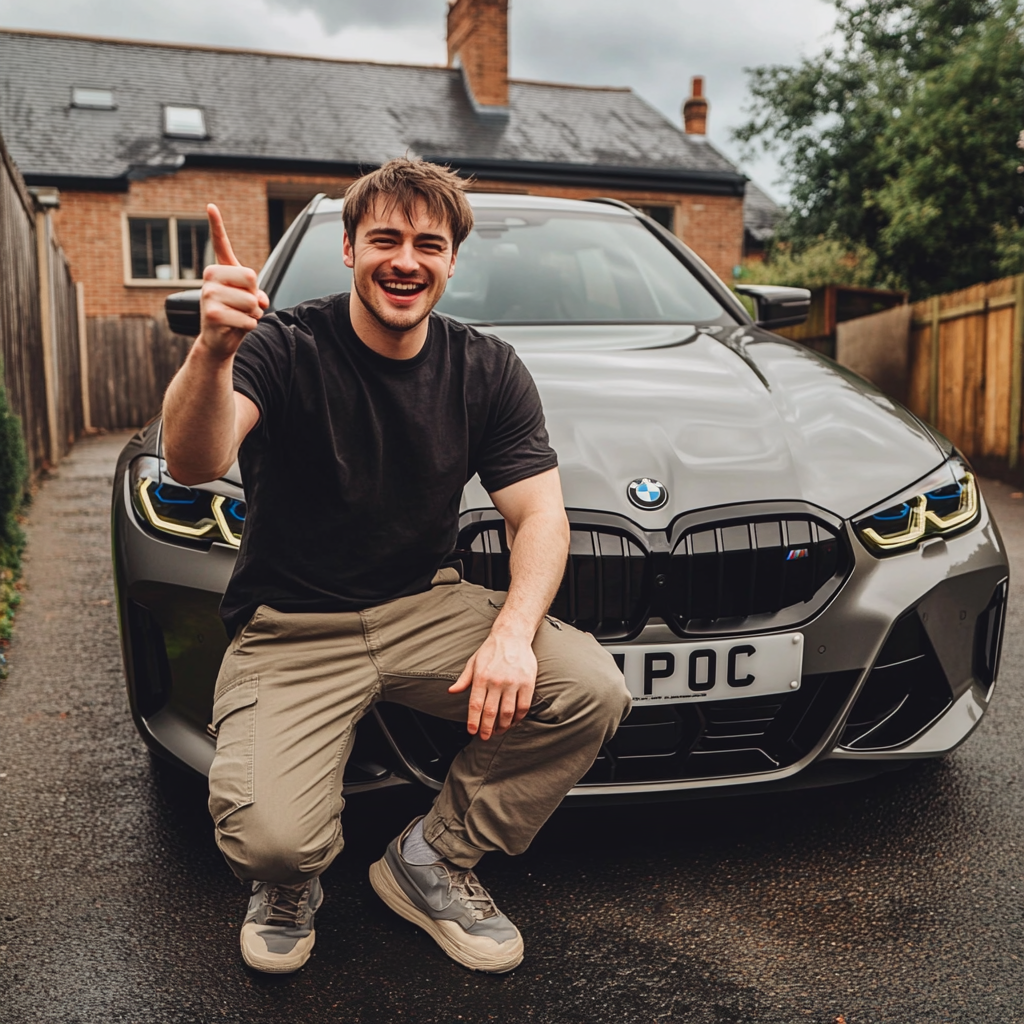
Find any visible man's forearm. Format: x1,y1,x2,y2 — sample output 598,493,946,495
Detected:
163,339,238,485
491,509,569,642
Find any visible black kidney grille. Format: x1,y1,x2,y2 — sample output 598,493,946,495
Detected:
459,524,511,592
458,524,648,640
458,513,845,639
668,517,843,627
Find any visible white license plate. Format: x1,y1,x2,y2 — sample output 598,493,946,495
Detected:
607,633,804,704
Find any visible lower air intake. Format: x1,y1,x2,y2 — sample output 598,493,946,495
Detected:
840,610,954,750
377,671,861,787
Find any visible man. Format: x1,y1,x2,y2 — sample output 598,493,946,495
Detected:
162,158,630,975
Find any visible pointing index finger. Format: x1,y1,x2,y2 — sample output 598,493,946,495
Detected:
206,203,240,267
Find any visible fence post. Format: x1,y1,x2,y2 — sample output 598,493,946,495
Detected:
34,206,60,468
928,295,941,425
1010,275,1024,470
75,282,92,433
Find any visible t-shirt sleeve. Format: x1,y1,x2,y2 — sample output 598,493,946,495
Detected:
231,317,293,437
476,348,559,494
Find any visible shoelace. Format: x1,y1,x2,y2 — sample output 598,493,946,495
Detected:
446,868,498,921
262,883,308,927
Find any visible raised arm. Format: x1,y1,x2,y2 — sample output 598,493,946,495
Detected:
448,467,570,740
162,204,267,485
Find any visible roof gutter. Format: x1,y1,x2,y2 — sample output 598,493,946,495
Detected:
424,156,748,196
22,172,130,193
21,153,748,197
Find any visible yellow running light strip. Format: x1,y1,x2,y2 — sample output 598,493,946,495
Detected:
211,495,242,549
138,477,219,539
924,472,978,531
861,494,927,550
860,473,977,551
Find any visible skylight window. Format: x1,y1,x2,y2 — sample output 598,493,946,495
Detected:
164,106,207,138
72,87,115,110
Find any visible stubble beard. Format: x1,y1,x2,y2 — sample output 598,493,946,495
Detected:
353,271,437,335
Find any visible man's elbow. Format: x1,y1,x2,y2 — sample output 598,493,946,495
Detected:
164,447,228,487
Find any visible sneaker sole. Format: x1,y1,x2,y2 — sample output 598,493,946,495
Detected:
369,857,524,973
240,926,315,974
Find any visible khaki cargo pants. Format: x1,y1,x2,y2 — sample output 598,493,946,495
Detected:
208,571,631,884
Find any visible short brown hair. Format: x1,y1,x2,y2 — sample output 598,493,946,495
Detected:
343,158,474,250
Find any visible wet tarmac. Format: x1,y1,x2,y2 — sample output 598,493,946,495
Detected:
1,432,1024,1023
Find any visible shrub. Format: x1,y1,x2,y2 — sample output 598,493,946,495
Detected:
0,366,28,559
734,236,891,291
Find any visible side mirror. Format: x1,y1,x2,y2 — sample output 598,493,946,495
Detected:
734,284,811,329
166,289,202,337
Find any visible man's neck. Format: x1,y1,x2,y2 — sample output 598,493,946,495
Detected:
348,289,430,361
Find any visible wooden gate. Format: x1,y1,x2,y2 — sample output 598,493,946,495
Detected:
0,131,82,473
907,276,1024,472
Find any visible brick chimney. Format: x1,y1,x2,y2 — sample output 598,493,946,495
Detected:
683,76,708,135
447,0,509,113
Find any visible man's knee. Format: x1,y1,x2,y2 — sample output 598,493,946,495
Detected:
582,654,632,737
536,625,631,737
213,801,342,884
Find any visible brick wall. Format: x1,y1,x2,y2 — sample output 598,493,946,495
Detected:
447,0,509,108
52,166,743,318
53,169,273,317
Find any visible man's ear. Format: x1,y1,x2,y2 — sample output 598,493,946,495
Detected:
343,229,355,269
448,249,457,280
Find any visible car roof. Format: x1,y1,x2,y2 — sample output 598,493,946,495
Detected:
312,193,635,217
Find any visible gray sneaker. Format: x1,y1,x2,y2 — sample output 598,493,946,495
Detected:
239,877,323,973
368,819,524,973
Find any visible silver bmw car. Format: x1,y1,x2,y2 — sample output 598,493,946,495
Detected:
112,193,1009,801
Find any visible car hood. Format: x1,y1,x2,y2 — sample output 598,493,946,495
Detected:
462,325,946,525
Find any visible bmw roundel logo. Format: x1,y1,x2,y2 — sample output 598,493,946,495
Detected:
627,477,669,511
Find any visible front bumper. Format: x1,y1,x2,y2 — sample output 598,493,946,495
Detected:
112,443,1009,800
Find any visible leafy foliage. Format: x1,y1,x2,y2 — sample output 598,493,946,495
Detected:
0,366,28,675
735,0,1024,297
0,365,28,555
736,237,882,290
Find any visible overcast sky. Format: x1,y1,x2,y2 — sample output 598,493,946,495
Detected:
0,0,838,201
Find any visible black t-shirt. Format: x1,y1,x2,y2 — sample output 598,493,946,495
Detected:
220,292,557,635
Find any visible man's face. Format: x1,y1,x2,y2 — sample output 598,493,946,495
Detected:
343,197,457,334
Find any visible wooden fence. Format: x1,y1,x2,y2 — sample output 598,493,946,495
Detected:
775,284,907,356
85,317,191,431
0,131,83,473
907,275,1024,473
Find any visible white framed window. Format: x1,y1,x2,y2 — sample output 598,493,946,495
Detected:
72,87,115,109
124,215,213,286
163,105,207,138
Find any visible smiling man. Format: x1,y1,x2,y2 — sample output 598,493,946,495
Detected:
161,158,630,975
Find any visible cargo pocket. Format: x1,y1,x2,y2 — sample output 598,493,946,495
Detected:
207,675,259,826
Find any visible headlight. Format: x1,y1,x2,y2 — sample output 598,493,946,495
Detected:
129,455,245,549
853,457,979,555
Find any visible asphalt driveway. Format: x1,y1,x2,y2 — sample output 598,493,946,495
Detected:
1,432,1023,1024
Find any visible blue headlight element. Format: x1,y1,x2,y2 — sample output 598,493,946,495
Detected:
871,502,911,522
129,455,245,548
854,457,979,555
152,482,202,506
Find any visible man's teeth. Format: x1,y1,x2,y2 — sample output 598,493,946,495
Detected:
382,282,423,292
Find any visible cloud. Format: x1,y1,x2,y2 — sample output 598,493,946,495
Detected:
264,0,443,32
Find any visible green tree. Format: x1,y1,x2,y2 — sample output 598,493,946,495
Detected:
735,0,1024,296
736,236,882,289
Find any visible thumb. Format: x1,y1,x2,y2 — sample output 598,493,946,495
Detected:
207,203,241,267
449,654,476,693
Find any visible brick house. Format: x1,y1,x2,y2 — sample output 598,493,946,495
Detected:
0,0,776,353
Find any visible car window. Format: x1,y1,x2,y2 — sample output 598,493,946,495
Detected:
271,208,725,325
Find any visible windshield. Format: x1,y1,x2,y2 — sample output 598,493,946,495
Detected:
271,208,725,325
